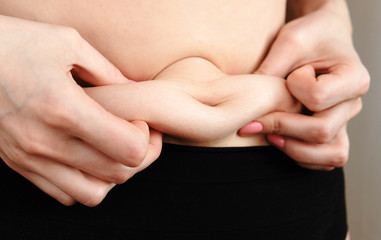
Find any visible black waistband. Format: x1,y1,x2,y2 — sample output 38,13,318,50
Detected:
133,143,308,183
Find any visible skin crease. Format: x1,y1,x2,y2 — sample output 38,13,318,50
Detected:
0,0,369,211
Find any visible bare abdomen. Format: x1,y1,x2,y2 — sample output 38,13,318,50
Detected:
0,0,286,80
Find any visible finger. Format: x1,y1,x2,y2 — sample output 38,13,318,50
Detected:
113,128,162,179
138,128,162,170
1,154,76,206
296,162,335,171
313,63,369,109
270,127,349,168
287,63,370,111
47,136,142,184
2,106,150,183
69,31,130,86
255,29,304,77
0,132,115,207
252,98,361,144
238,122,264,136
22,155,115,207
56,90,151,167
49,77,150,167
285,65,320,110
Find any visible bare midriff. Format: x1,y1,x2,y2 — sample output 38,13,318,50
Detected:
0,0,287,147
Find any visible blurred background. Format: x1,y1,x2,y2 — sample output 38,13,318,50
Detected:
345,0,381,239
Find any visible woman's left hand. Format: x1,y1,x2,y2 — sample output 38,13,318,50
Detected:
240,0,370,170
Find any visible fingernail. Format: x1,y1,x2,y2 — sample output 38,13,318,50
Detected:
241,122,263,134
267,134,285,148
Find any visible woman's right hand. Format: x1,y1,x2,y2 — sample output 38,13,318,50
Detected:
0,15,162,206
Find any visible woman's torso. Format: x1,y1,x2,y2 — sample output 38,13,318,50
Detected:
0,0,287,146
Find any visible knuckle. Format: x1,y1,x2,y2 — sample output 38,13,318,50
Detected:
59,197,77,206
359,67,371,96
20,138,44,155
56,26,82,45
44,25,79,54
348,98,363,120
23,87,74,123
17,131,46,156
125,136,149,167
305,85,329,112
41,99,77,130
330,149,349,168
126,146,146,167
4,147,29,168
312,123,333,144
50,26,84,63
81,185,110,207
271,117,282,135
278,26,306,50
1,141,31,170
108,168,135,184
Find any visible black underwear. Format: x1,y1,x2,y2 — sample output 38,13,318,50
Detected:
0,143,347,240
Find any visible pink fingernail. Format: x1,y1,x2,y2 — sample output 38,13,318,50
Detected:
248,122,263,132
241,122,263,134
267,135,285,148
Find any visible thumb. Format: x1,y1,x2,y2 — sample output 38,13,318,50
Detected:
287,64,364,112
255,31,304,78
71,38,129,86
286,65,322,111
